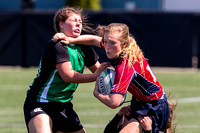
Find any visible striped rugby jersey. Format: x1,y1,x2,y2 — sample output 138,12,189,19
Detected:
111,56,163,101
27,40,98,103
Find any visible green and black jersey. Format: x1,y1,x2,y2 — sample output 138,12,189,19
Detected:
27,40,98,103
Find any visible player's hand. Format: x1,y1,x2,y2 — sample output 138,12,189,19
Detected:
138,115,152,131
94,62,110,78
93,62,109,96
52,33,74,44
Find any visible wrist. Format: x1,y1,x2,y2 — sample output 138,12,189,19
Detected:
93,87,99,98
70,37,76,44
92,73,98,81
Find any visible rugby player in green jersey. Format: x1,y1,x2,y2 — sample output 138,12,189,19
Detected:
23,7,109,133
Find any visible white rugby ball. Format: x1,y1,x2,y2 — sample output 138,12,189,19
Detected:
98,68,116,95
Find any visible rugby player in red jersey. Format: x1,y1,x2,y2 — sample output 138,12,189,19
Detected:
53,23,175,133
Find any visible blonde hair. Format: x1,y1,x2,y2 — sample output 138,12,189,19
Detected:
53,7,91,33
97,23,144,68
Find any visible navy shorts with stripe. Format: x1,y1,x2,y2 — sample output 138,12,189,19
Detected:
23,99,83,133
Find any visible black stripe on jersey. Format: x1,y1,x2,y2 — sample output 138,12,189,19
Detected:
27,40,70,101
131,72,161,96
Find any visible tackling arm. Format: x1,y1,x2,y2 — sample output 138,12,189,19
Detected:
56,61,109,83
53,33,102,47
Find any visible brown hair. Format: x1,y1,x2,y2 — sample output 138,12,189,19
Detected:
53,7,91,33
97,23,144,68
166,94,177,133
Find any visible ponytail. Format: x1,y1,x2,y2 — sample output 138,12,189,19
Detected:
121,37,144,68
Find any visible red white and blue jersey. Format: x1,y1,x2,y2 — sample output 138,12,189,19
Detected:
110,56,163,101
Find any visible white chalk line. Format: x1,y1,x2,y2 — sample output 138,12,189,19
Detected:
177,96,200,103
0,97,200,128
0,123,200,129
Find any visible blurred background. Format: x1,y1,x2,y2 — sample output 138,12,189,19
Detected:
0,0,200,68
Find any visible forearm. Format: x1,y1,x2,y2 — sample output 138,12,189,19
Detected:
93,90,123,109
94,93,116,109
68,35,102,47
61,70,97,83
56,62,109,83
56,62,98,83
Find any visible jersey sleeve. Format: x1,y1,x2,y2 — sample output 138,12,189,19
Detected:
44,41,70,66
111,58,135,95
80,45,99,67
53,41,70,64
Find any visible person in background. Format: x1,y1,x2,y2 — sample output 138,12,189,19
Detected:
103,101,176,133
104,105,153,133
23,7,109,133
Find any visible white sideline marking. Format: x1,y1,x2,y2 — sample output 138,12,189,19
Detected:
84,124,105,128
77,111,113,115
177,97,200,103
1,97,200,128
83,124,200,129
0,123,25,127
177,125,200,129
177,112,200,116
1,123,200,129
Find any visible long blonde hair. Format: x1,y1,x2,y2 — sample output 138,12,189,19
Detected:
97,23,144,68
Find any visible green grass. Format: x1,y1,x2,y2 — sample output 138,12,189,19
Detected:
0,67,200,133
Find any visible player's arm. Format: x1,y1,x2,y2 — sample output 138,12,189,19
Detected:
56,61,109,83
93,79,124,109
87,61,100,73
52,33,102,47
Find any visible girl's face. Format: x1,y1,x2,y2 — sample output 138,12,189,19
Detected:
60,13,82,38
103,32,123,59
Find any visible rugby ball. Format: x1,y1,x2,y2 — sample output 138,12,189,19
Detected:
98,68,116,95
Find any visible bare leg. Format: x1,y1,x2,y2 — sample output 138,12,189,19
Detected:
28,114,53,133
119,118,142,133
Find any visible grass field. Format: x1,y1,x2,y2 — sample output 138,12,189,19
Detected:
0,67,200,133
